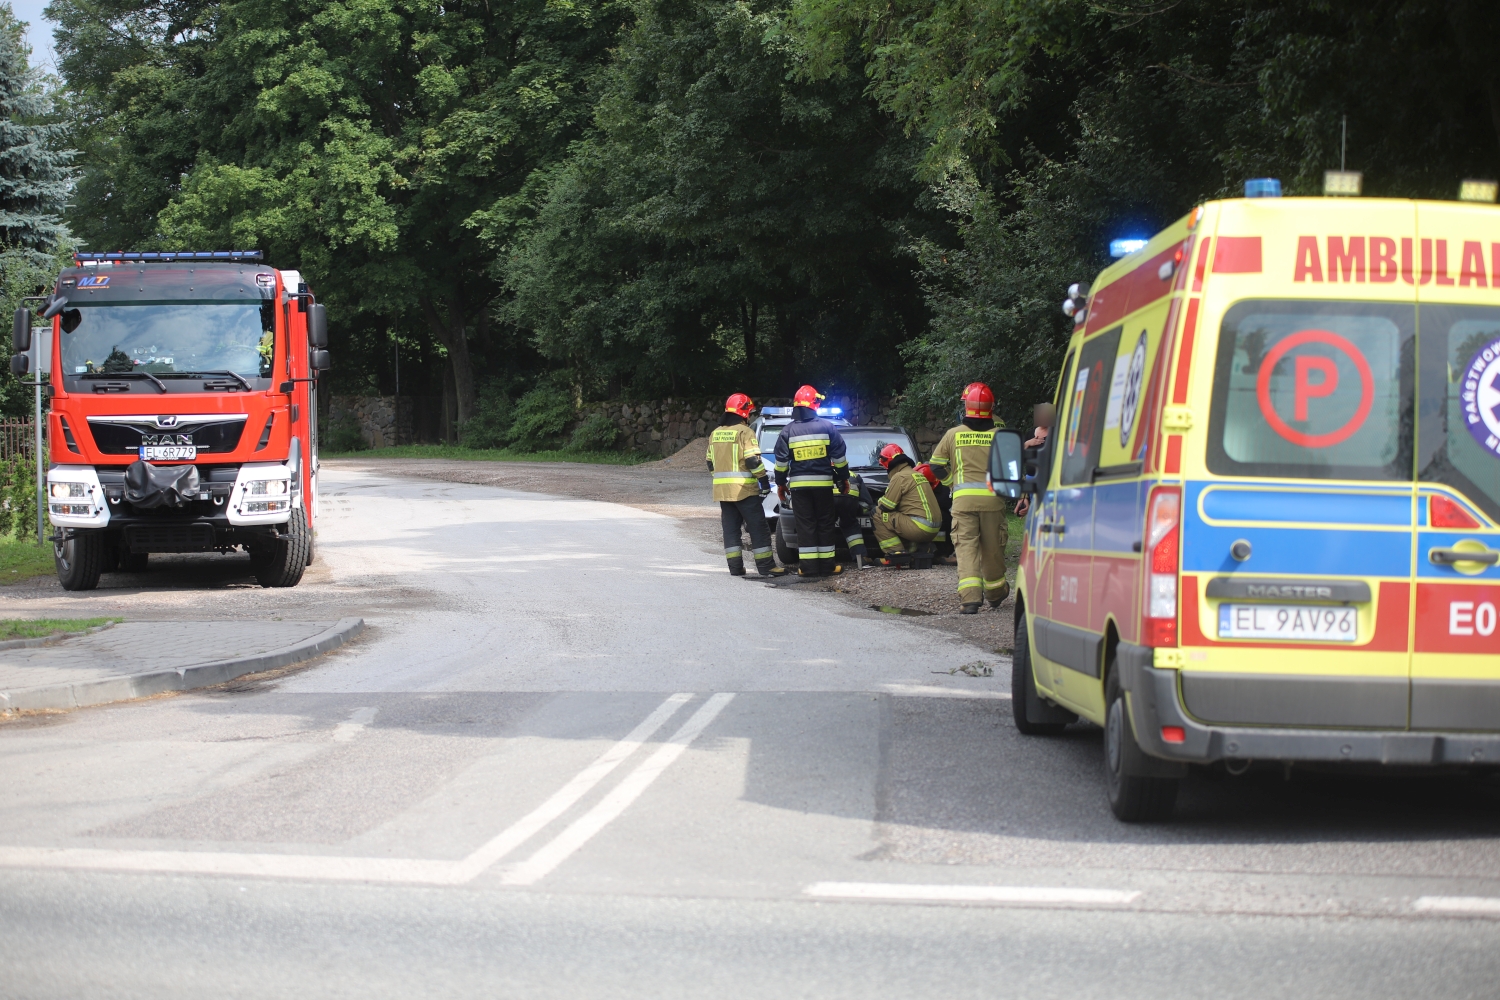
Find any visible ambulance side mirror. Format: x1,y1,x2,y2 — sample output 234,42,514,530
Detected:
11,308,30,353
987,428,1025,498
307,304,328,349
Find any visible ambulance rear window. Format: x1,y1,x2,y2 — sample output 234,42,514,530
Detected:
1417,305,1500,521
1205,300,1414,481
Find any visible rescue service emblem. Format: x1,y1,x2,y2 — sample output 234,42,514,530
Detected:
1118,331,1147,448
1460,336,1500,458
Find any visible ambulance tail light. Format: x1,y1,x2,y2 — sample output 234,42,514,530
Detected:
1142,486,1182,647
1430,494,1482,529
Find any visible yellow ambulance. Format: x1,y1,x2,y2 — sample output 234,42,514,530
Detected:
1007,188,1500,821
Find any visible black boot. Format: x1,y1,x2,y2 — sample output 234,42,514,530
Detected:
960,602,981,615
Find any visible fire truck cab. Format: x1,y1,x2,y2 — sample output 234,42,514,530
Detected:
15,251,328,591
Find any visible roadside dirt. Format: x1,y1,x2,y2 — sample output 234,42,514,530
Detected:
346,455,1018,655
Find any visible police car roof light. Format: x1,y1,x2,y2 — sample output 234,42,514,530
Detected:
817,407,842,416
73,250,265,263
761,406,792,416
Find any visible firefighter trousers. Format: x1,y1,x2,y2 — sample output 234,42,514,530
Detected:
720,496,774,575
790,487,839,574
952,508,1008,604
873,509,939,554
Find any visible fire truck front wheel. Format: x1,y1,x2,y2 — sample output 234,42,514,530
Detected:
54,530,105,592
249,507,310,588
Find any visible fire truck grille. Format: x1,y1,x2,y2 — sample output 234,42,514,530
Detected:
124,523,217,553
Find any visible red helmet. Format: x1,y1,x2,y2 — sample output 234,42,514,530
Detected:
878,443,907,469
792,384,825,409
963,381,995,418
724,392,755,418
913,463,939,489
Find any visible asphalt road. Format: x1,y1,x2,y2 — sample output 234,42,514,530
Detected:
2,464,1499,999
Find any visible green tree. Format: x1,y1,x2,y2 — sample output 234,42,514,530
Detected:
49,0,629,426
502,0,937,400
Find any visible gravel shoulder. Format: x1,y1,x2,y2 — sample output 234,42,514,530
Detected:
333,454,1019,654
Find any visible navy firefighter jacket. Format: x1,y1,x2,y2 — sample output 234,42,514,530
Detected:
773,414,849,490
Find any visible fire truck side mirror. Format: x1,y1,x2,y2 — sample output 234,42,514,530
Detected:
311,349,331,371
10,353,28,376
307,304,328,349
11,308,30,353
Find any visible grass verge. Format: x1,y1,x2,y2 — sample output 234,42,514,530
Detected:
0,534,55,583
322,444,653,465
0,617,120,640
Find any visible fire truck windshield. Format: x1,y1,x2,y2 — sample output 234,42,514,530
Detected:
58,301,277,380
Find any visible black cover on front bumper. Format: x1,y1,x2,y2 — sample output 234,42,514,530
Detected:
1115,642,1500,767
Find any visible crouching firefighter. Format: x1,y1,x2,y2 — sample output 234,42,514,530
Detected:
773,384,849,577
708,394,784,577
872,444,940,565
929,382,1010,614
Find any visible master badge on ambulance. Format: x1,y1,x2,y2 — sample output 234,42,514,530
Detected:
1461,337,1500,458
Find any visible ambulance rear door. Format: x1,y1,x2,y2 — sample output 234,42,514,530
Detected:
1412,202,1500,736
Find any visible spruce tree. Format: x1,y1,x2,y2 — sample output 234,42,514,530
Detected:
0,3,70,264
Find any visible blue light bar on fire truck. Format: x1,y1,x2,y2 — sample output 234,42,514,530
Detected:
73,251,265,264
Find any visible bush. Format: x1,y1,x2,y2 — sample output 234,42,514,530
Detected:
326,417,368,452
506,380,574,452
566,412,619,452
5,454,35,541
460,384,514,449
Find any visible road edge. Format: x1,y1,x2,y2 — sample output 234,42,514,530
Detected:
0,617,364,714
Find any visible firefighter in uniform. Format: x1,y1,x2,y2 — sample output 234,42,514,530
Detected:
872,444,940,563
928,382,1009,613
707,393,783,577
773,384,849,577
915,461,953,560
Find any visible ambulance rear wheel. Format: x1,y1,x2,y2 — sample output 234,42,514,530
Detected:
250,507,309,588
1104,669,1178,822
54,530,104,592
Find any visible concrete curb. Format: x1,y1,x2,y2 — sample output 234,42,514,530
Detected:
0,617,364,714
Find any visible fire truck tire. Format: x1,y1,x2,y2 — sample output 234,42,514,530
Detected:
250,508,309,588
54,531,104,591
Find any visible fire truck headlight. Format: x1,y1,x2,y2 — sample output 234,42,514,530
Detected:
247,479,289,496
50,482,85,498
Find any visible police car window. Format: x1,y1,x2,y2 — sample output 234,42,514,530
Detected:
1206,300,1414,481
758,428,779,453
1060,327,1122,485
1417,305,1500,520
842,430,915,469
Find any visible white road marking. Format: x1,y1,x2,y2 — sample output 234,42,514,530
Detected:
450,692,693,881
804,882,1141,905
331,706,378,742
880,683,1011,700
1414,896,1500,915
502,693,735,885
0,693,707,886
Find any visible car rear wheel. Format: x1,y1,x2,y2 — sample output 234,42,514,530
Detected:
250,507,310,588
1012,610,1075,735
55,531,104,592
1104,668,1178,822
774,521,797,567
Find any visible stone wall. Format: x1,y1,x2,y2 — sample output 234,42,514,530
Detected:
327,396,415,449
330,393,952,457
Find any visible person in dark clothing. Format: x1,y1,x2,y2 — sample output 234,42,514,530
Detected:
772,384,849,577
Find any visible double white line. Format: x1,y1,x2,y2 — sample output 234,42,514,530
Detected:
0,692,733,887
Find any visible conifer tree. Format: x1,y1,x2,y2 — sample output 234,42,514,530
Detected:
0,3,70,265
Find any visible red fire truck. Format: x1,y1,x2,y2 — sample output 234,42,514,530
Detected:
10,251,328,591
